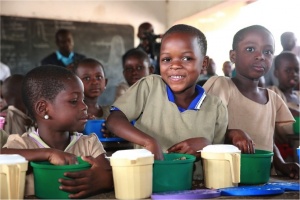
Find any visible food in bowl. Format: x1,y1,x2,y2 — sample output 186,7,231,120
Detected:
30,157,91,199
240,149,274,184
153,153,196,193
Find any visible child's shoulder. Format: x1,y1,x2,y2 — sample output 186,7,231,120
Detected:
203,76,232,92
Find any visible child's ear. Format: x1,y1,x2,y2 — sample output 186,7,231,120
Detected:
229,50,236,63
274,69,279,78
149,65,155,74
202,56,209,70
35,100,48,119
105,78,108,87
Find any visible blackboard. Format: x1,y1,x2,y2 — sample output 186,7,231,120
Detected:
0,15,134,105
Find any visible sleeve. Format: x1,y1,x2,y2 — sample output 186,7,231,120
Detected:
86,134,106,158
203,76,230,106
112,76,152,121
212,98,228,144
3,134,29,149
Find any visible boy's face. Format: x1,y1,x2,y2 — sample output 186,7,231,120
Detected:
56,32,74,56
230,29,274,80
275,57,299,89
123,55,153,86
75,63,107,99
47,76,88,132
160,32,207,94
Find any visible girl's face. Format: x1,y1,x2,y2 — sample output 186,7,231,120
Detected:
47,76,88,132
275,57,299,89
160,32,208,94
230,29,275,80
123,55,152,86
76,63,107,99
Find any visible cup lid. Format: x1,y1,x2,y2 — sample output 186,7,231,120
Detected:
0,154,27,164
201,145,240,153
111,149,153,160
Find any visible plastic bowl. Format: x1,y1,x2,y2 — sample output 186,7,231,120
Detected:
240,149,274,184
153,153,196,193
31,157,91,199
297,147,300,164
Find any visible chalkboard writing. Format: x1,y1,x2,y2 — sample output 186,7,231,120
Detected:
0,15,134,105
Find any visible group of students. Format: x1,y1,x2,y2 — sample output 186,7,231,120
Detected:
1,23,299,199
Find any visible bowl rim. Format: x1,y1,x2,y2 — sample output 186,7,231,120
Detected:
154,153,196,164
30,157,91,169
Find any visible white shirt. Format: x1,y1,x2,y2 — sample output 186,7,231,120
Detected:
0,62,11,81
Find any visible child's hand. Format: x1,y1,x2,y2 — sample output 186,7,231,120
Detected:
226,129,255,154
102,121,114,138
167,137,211,159
144,138,164,160
47,149,78,165
278,162,300,179
59,155,113,199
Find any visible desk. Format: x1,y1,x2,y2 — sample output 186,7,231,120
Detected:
85,176,299,199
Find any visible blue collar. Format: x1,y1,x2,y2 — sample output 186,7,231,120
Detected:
56,51,74,66
166,85,206,112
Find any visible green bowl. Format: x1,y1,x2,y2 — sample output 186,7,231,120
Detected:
153,153,196,193
240,149,273,184
31,157,91,199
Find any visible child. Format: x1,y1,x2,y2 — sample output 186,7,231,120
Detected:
222,61,233,77
203,25,299,179
2,74,33,135
115,48,154,100
269,52,299,162
2,65,113,198
107,24,228,179
73,58,110,119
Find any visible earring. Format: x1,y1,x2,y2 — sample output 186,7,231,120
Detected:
44,115,49,120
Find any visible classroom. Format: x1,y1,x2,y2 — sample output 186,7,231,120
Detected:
1,0,299,199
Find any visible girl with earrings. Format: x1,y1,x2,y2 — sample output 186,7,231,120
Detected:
2,65,113,198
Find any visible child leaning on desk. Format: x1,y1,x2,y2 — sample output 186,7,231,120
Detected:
106,24,228,179
203,25,299,179
2,65,113,198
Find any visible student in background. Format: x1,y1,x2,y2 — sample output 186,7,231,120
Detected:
41,29,86,70
203,25,299,179
2,74,33,135
197,58,218,86
222,61,233,77
265,32,300,87
73,58,109,119
269,52,299,162
107,24,228,180
115,48,154,100
2,65,113,198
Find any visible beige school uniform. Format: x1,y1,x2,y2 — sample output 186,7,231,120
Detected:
3,132,106,195
203,76,295,152
112,75,228,179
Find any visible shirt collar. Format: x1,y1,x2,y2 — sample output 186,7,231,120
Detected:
166,85,206,112
56,51,74,66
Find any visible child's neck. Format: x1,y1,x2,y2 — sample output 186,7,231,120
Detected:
37,127,70,151
232,76,268,104
84,97,103,118
174,88,197,109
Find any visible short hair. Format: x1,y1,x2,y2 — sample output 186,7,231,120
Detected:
22,65,77,119
162,24,207,56
280,32,295,44
73,58,106,76
122,48,150,67
274,52,299,70
232,25,273,50
55,29,72,41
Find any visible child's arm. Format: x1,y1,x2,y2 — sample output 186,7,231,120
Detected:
1,148,78,165
225,129,255,154
273,144,299,179
59,154,113,199
106,110,164,160
167,137,211,159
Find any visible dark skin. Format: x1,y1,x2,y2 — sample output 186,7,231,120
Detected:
274,55,300,117
56,32,74,57
226,29,299,179
107,32,210,160
2,75,113,198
